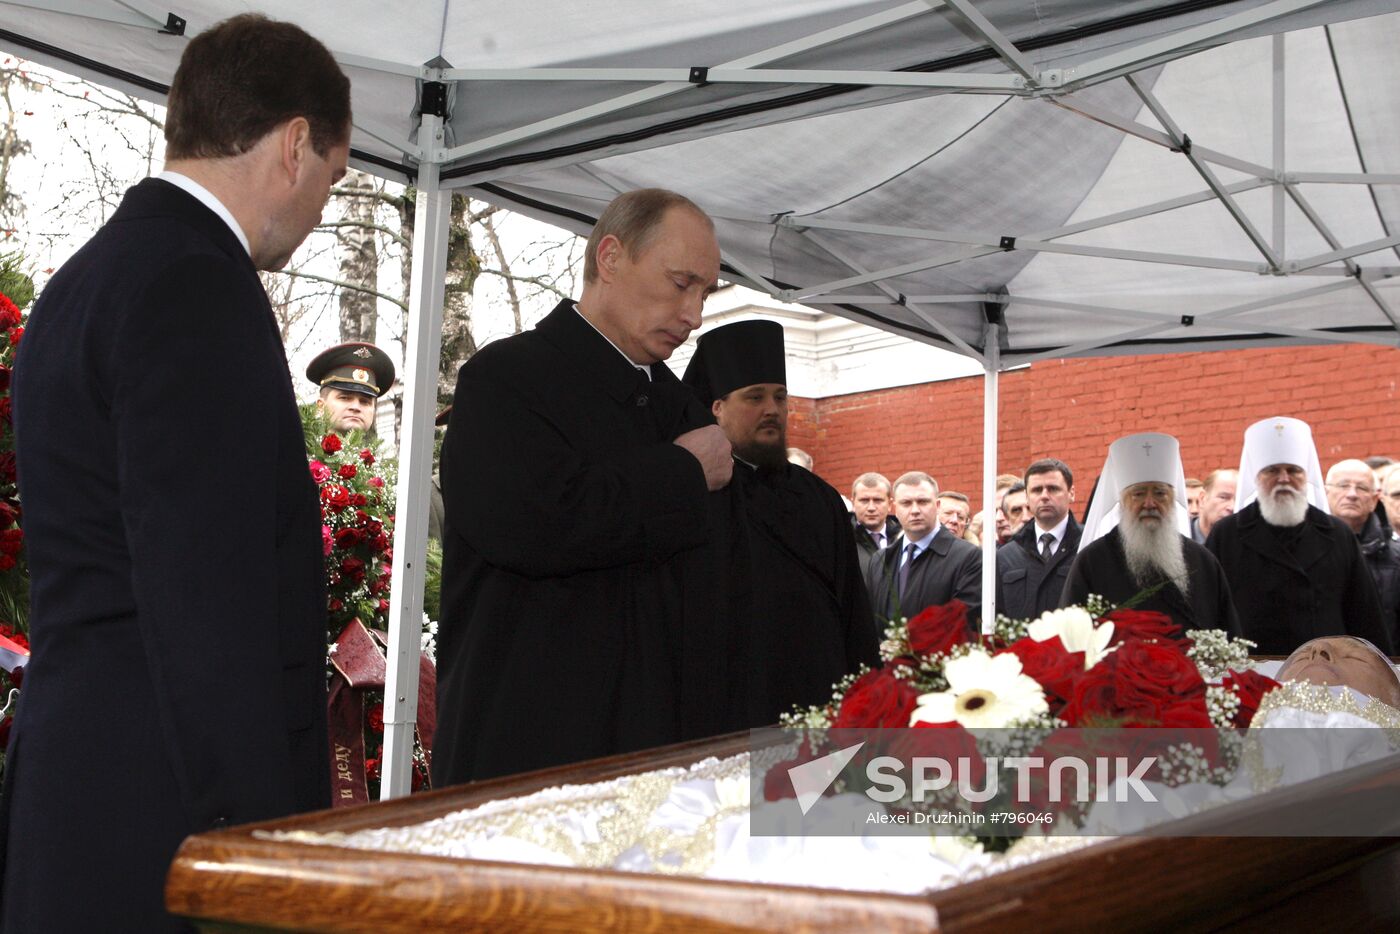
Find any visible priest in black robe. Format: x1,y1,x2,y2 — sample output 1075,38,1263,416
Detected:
1204,417,1390,655
1063,432,1239,634
683,320,878,725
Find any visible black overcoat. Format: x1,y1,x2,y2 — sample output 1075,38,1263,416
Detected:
865,526,982,626
995,514,1083,621
731,462,878,724
435,302,720,784
1204,501,1390,654
1060,527,1241,634
2,179,329,932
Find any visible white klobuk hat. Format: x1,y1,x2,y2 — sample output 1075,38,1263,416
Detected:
1082,432,1190,543
1235,416,1329,513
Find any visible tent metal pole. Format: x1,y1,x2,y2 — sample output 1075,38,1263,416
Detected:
1289,172,1400,184
942,0,1037,79
2,0,170,29
1290,233,1400,273
1273,34,1286,259
437,0,940,162
980,324,1000,636
1127,75,1282,270
381,111,451,800
1050,95,1273,178
1284,184,1400,332
1056,0,1329,89
798,230,985,360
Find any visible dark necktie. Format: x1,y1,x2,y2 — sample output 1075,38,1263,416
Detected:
898,543,918,597
1039,532,1055,562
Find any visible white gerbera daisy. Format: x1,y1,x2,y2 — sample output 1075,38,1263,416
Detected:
1027,606,1115,669
910,649,1048,729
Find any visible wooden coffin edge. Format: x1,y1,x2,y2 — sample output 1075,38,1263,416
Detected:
167,731,1400,933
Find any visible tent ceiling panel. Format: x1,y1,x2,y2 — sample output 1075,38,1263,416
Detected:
4,0,1400,362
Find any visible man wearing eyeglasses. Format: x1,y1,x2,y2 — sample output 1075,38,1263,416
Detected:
1204,418,1389,655
1325,459,1400,650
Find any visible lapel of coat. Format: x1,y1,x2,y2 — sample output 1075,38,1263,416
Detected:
1238,502,1311,573
1291,508,1338,571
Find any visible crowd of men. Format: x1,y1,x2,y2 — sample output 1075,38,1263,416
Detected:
850,425,1399,657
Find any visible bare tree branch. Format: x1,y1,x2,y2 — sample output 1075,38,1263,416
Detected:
272,267,409,312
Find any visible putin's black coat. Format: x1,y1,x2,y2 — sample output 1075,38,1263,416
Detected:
435,301,725,785
2,179,329,932
1204,501,1391,655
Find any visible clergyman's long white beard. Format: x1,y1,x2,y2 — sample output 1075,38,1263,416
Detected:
1258,485,1308,527
1119,511,1190,597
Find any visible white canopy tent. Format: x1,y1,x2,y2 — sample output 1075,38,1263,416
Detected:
4,0,1400,796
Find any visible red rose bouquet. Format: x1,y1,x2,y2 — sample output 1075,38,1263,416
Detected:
0,257,36,782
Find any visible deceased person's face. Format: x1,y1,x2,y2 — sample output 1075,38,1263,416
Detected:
1278,636,1400,708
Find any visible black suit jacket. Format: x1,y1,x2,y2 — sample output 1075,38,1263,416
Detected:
436,300,717,784
3,179,329,931
995,514,1083,621
1205,501,1389,654
865,526,982,625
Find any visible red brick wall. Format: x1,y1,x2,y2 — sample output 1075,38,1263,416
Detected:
793,343,1400,516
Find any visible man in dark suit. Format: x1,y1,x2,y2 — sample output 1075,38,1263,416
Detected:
866,471,982,624
435,189,733,785
851,471,900,577
996,459,1083,621
2,16,350,932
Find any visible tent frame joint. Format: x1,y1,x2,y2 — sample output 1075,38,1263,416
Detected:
160,13,185,35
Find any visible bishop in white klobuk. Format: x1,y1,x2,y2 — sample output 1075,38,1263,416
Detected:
1063,433,1239,635
1204,417,1391,656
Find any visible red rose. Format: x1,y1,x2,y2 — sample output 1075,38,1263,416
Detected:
372,533,390,553
0,453,14,484
8,327,22,346
832,668,920,729
321,484,351,512
411,762,427,791
0,528,23,556
340,557,367,582
9,632,27,651
1221,669,1281,727
351,493,367,507
364,518,383,536
334,527,364,549
337,464,358,480
1103,608,1181,644
328,597,344,612
309,461,331,484
360,449,375,465
378,599,390,612
890,722,987,797
321,434,342,454
0,365,10,392
999,635,1085,714
763,742,823,802
0,295,18,328
0,555,14,572
1063,639,1206,727
8,665,22,689
321,525,333,556
368,476,384,489
365,758,380,782
367,703,384,732
907,600,971,657
0,501,14,529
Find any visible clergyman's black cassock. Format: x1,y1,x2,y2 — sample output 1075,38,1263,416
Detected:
435,301,730,785
1205,501,1391,654
1060,527,1241,634
727,461,879,725
2,179,329,932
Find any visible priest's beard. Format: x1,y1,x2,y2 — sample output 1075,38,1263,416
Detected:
1119,508,1190,597
733,423,788,469
1258,484,1308,527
